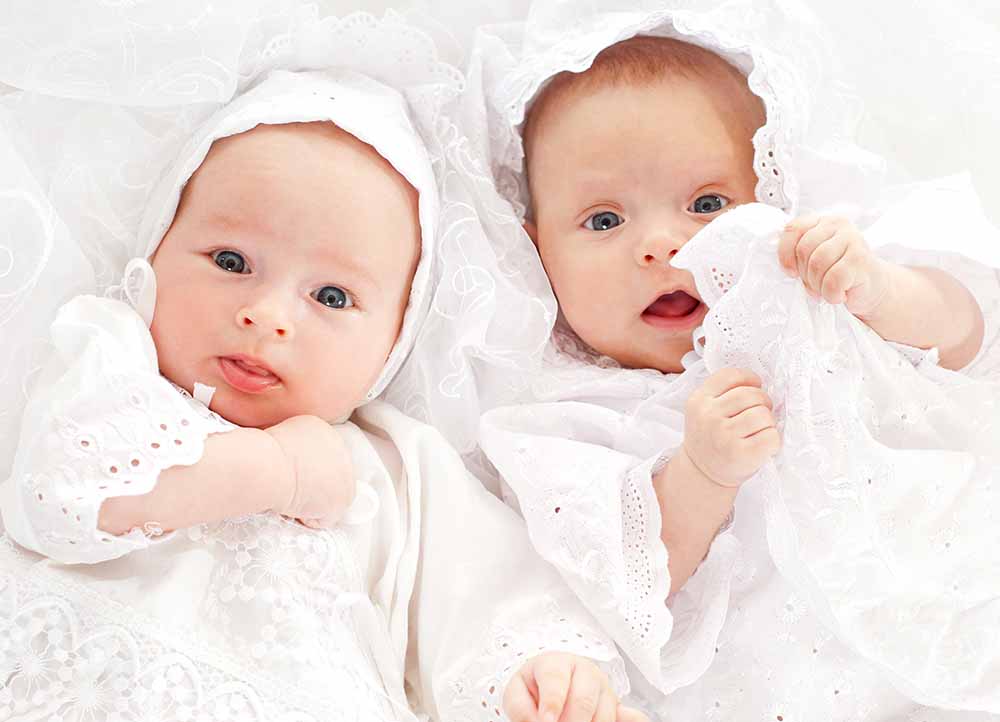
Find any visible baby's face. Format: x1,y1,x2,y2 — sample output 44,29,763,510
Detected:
150,122,420,428
526,74,759,372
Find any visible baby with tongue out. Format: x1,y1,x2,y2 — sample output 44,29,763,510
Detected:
0,69,645,722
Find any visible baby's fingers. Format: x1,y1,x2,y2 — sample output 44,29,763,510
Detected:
805,232,849,296
778,215,821,275
535,655,573,722
560,665,605,722
818,251,859,305
717,385,773,418
729,405,776,439
699,368,762,399
593,685,618,722
502,669,540,722
616,705,652,722
793,222,838,283
747,426,782,458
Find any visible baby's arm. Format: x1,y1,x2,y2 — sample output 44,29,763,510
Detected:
779,215,984,369
99,415,355,535
652,368,778,593
0,295,354,565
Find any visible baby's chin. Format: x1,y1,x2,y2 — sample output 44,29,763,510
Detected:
580,333,691,374
626,352,688,375
208,393,283,429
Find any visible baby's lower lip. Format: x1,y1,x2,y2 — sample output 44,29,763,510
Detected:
218,357,281,394
640,300,707,331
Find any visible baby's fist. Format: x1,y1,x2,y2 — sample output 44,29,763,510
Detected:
683,368,780,488
266,415,356,528
778,215,890,316
503,652,648,722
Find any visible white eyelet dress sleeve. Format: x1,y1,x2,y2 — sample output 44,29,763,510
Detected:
478,356,740,696
351,401,631,722
0,294,231,564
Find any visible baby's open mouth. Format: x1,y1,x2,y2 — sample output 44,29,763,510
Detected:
218,356,281,393
643,291,701,318
640,291,705,331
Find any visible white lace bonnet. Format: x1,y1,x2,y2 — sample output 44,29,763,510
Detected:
1,7,561,471
0,9,477,475
127,67,438,403
476,0,888,221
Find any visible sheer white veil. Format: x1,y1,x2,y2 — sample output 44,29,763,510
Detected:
0,4,554,482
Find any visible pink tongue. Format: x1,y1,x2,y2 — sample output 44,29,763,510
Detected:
646,292,699,318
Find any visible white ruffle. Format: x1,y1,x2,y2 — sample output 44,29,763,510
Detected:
672,201,1000,711
471,0,883,221
0,295,231,563
480,328,742,693
0,289,630,722
0,5,557,477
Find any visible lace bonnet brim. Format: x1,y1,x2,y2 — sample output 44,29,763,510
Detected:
132,68,438,403
0,9,479,476
478,0,890,222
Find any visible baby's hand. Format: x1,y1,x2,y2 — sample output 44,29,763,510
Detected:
779,215,891,317
682,368,780,488
265,415,356,529
503,652,649,722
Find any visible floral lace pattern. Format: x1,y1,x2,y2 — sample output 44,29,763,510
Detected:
4,296,232,563
671,202,1000,711
0,527,404,722
444,599,628,720
475,2,853,220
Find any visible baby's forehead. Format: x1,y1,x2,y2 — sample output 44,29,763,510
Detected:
207,121,385,171
523,36,753,155
185,121,418,213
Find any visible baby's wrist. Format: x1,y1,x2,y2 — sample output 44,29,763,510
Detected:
852,256,898,322
657,446,739,517
677,443,742,491
260,423,300,514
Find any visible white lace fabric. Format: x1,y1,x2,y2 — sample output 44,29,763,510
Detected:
0,3,558,479
474,0,884,223
0,296,231,563
468,0,1000,717
0,295,629,721
0,6,631,720
672,203,1000,710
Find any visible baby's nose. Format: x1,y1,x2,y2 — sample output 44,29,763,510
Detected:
636,232,684,266
236,304,293,339
640,247,680,264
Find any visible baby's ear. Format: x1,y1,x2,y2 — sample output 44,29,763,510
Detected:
523,219,538,246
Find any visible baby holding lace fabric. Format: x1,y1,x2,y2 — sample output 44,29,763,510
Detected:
474,4,1000,720
0,68,652,722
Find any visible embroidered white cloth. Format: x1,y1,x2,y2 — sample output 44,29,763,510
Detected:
0,7,628,720
470,0,1000,718
481,198,1000,720
0,294,626,722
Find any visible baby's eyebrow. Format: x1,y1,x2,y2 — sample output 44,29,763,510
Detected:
570,173,628,198
320,249,381,292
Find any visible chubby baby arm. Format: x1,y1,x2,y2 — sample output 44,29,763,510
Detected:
1,295,356,563
652,368,779,594
99,415,356,535
779,215,985,369
504,653,649,722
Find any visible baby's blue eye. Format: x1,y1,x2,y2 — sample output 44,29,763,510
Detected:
689,195,728,214
314,285,353,309
214,250,248,274
585,211,623,231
